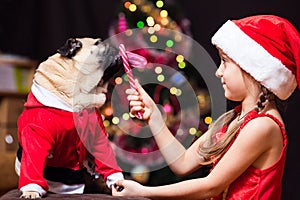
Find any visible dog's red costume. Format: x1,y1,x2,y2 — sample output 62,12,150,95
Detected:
16,83,123,196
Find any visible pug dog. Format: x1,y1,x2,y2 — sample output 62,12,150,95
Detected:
15,38,146,199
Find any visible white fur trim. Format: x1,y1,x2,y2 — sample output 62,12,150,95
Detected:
31,81,74,112
106,172,124,189
212,20,297,100
20,184,46,197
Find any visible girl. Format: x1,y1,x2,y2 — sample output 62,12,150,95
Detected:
113,15,300,199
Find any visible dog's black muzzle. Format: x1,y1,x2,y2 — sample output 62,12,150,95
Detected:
101,54,123,84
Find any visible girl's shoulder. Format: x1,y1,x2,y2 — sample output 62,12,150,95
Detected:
239,110,286,143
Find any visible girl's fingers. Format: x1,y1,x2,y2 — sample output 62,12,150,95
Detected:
127,94,141,102
130,105,145,114
125,88,138,95
128,96,144,106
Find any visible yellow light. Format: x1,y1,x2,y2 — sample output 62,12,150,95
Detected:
125,29,133,36
147,27,155,34
160,10,168,18
154,66,162,74
189,127,197,135
129,4,137,12
174,34,182,42
175,88,182,96
170,87,177,95
157,74,165,82
103,120,110,127
112,117,120,125
150,35,158,43
161,18,169,26
176,55,184,63
146,16,155,26
115,77,123,85
204,116,213,125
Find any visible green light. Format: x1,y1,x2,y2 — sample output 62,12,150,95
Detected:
137,21,144,28
178,61,186,69
122,113,130,120
156,0,164,8
166,40,174,47
124,74,129,82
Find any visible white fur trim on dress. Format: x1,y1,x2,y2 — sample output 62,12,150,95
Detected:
211,20,297,100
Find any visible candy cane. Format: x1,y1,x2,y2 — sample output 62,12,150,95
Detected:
119,44,143,119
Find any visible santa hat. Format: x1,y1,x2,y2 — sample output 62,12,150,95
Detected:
211,15,300,100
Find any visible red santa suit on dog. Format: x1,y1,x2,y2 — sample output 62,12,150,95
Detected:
15,81,124,196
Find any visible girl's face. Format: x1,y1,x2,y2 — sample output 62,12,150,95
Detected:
215,50,248,102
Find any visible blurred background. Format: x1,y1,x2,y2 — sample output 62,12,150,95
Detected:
0,0,299,199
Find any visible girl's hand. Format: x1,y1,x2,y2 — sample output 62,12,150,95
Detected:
126,80,160,121
126,80,166,135
112,180,145,197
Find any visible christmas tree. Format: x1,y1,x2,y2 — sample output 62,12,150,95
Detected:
101,0,211,185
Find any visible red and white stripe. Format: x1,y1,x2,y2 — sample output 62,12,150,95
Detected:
119,44,143,119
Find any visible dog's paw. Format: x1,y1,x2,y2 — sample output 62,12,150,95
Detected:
20,191,41,199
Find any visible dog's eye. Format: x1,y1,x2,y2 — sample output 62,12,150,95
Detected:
94,39,101,45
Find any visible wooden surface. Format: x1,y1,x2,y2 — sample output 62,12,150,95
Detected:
0,189,150,200
0,153,19,192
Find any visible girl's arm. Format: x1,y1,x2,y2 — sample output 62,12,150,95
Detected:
126,82,206,175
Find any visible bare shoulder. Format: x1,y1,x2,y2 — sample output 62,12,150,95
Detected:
239,113,284,153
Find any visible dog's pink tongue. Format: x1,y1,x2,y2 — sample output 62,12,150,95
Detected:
126,51,147,68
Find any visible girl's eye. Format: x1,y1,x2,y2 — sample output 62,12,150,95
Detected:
219,58,226,66
221,57,227,63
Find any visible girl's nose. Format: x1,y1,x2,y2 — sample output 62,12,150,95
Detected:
215,65,223,78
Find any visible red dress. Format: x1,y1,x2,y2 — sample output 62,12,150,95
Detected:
211,106,287,200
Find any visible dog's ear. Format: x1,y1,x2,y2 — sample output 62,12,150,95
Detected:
57,38,82,58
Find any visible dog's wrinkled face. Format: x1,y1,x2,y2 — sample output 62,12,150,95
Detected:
58,37,123,110
34,37,122,111
57,38,122,77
